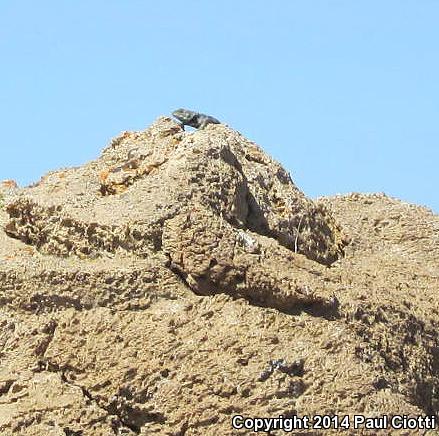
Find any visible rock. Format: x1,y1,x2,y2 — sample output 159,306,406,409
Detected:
0,116,438,434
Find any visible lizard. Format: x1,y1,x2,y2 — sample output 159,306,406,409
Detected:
172,108,221,130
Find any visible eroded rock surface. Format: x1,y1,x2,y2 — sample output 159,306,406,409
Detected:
0,118,438,434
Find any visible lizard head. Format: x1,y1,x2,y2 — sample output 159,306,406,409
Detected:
172,108,194,123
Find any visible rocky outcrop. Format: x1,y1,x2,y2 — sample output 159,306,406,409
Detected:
0,118,438,435
3,118,345,314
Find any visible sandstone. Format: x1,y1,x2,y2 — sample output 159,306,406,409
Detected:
0,117,438,434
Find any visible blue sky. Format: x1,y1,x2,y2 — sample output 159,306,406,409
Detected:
1,1,438,212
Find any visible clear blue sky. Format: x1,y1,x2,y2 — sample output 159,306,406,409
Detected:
1,1,438,212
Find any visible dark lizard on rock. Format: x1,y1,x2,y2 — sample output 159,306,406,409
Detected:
172,108,221,130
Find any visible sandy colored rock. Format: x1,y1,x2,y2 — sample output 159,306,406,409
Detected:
0,117,438,434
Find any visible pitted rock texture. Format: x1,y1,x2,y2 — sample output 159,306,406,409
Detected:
0,118,438,435
3,117,345,315
4,118,345,265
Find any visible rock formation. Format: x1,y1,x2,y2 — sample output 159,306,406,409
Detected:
0,118,438,434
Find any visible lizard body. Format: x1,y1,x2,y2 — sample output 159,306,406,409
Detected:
172,108,220,129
